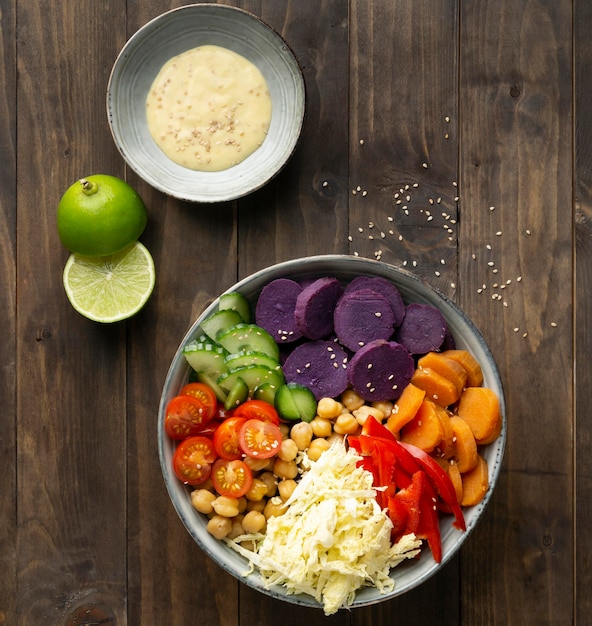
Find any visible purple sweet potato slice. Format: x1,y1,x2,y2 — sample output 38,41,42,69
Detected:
294,277,344,340
255,278,304,343
345,276,406,327
333,288,395,352
282,340,349,400
395,302,448,355
347,339,414,402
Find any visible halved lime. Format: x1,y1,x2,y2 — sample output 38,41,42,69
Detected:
63,241,155,323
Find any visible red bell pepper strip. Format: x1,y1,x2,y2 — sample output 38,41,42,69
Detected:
387,469,424,539
398,440,466,531
417,477,443,563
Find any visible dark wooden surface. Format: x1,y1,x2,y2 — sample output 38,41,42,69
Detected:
1,0,588,624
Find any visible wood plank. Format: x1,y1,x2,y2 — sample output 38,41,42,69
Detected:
0,0,17,623
349,1,461,622
15,2,128,624
575,0,592,621
459,1,573,623
238,0,351,277
349,0,460,300
123,2,240,624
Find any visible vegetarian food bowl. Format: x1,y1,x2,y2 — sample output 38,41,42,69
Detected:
107,4,305,203
158,254,506,612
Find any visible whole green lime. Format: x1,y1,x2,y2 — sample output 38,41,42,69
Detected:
57,174,148,256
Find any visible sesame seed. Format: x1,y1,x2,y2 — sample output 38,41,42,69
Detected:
422,162,428,169
322,181,328,187
551,322,557,327
496,231,502,236
359,139,364,145
445,116,450,123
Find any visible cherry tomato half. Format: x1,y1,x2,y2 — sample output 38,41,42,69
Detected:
239,418,283,459
172,436,217,485
179,382,218,421
232,399,280,425
211,459,253,498
213,416,247,461
165,395,211,440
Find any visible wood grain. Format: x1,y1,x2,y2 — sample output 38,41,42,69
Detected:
459,1,573,624
3,0,585,623
575,0,592,623
0,0,17,623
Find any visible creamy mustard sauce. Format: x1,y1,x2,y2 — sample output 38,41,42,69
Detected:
146,45,272,172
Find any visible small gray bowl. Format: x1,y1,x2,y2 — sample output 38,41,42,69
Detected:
107,4,305,203
158,255,506,610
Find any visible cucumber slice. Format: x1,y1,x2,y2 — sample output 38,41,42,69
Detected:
217,364,284,394
253,382,278,405
219,292,252,323
216,324,280,361
224,350,281,373
183,342,229,379
275,383,318,422
201,309,244,343
196,371,228,403
224,377,250,410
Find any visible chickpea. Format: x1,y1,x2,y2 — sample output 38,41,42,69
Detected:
290,421,313,450
246,498,266,513
258,471,278,497
237,496,248,513
227,515,245,540
211,496,240,518
316,397,343,419
353,404,384,426
310,416,333,438
190,489,216,515
341,389,365,411
278,438,299,462
264,496,286,518
372,400,393,416
273,457,299,480
333,412,360,435
207,515,233,539
329,432,344,443
243,456,273,472
307,437,330,461
242,510,267,534
245,478,269,502
278,479,297,501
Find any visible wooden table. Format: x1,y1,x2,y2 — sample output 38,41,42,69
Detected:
2,1,588,624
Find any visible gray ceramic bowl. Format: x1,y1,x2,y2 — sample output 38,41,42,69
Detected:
107,4,305,203
158,255,506,609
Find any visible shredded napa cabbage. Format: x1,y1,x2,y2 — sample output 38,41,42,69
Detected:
224,439,421,615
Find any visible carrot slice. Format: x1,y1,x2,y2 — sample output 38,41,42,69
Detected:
401,399,444,453
460,454,489,506
386,383,426,435
410,366,461,407
457,387,502,444
440,349,484,387
449,414,478,473
447,460,464,504
434,405,455,459
417,352,468,396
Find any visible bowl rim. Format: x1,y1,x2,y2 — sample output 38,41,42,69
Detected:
106,3,306,203
158,254,506,610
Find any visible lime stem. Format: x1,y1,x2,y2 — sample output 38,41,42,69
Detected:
79,178,99,196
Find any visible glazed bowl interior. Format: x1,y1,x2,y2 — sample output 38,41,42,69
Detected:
158,254,506,609
107,4,305,203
